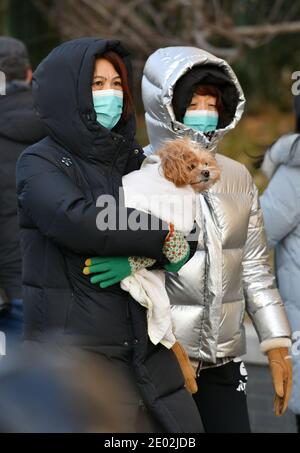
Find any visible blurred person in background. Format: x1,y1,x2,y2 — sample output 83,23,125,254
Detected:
0,37,45,350
260,94,300,433
16,37,202,433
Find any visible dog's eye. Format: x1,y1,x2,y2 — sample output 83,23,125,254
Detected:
188,164,196,170
205,163,209,167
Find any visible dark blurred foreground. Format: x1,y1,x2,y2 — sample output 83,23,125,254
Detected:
0,322,153,433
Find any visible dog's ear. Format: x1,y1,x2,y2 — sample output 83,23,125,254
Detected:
159,147,190,187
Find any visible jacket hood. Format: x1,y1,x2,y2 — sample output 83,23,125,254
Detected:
32,37,136,163
0,83,45,144
261,133,300,180
142,46,245,153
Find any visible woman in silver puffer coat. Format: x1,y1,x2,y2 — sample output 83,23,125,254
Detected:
142,46,292,433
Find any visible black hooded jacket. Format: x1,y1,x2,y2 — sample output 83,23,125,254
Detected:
0,82,45,299
16,38,201,433
172,64,239,129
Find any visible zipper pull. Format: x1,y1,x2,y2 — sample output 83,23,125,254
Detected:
196,360,203,378
126,298,130,319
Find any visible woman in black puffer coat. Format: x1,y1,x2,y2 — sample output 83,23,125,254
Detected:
16,38,201,433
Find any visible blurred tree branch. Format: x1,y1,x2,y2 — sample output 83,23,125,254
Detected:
31,0,300,65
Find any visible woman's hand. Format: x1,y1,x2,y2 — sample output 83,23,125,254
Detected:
83,256,156,288
163,252,190,273
83,225,191,289
267,347,293,416
83,257,132,288
163,224,190,272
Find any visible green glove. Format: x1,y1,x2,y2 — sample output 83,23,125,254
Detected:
83,256,156,289
164,246,190,273
83,257,132,289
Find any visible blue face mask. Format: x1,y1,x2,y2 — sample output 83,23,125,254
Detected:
183,110,219,133
92,89,123,130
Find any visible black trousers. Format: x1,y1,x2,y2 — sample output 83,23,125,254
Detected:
193,359,251,433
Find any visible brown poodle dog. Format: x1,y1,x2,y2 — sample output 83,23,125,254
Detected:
157,138,221,192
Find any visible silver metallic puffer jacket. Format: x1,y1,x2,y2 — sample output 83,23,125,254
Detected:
142,47,291,362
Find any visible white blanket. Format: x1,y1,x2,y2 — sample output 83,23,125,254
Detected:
121,154,197,348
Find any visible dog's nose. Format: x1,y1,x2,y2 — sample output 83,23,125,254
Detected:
201,170,210,178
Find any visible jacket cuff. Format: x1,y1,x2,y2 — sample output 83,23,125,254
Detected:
260,337,292,355
247,289,292,341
